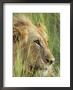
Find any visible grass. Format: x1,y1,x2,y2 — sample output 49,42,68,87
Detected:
13,13,60,77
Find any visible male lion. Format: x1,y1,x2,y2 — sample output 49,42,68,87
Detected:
13,14,55,77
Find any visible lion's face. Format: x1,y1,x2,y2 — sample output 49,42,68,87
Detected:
25,24,55,71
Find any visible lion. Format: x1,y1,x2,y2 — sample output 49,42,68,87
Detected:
13,14,55,77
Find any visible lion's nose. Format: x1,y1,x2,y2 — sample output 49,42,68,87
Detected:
49,60,53,65
46,58,55,65
49,58,55,65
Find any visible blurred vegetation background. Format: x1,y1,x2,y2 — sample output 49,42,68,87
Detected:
13,13,60,77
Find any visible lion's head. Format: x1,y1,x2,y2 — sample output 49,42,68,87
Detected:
13,15,55,76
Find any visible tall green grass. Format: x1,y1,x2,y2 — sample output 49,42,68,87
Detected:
13,13,60,77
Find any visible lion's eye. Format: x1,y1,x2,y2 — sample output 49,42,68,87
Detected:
34,40,41,46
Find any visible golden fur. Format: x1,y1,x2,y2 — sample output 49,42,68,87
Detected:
13,14,55,76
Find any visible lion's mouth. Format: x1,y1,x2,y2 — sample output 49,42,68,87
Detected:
34,64,48,71
29,64,47,71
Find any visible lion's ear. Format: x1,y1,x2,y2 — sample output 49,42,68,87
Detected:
36,23,42,28
36,23,47,32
